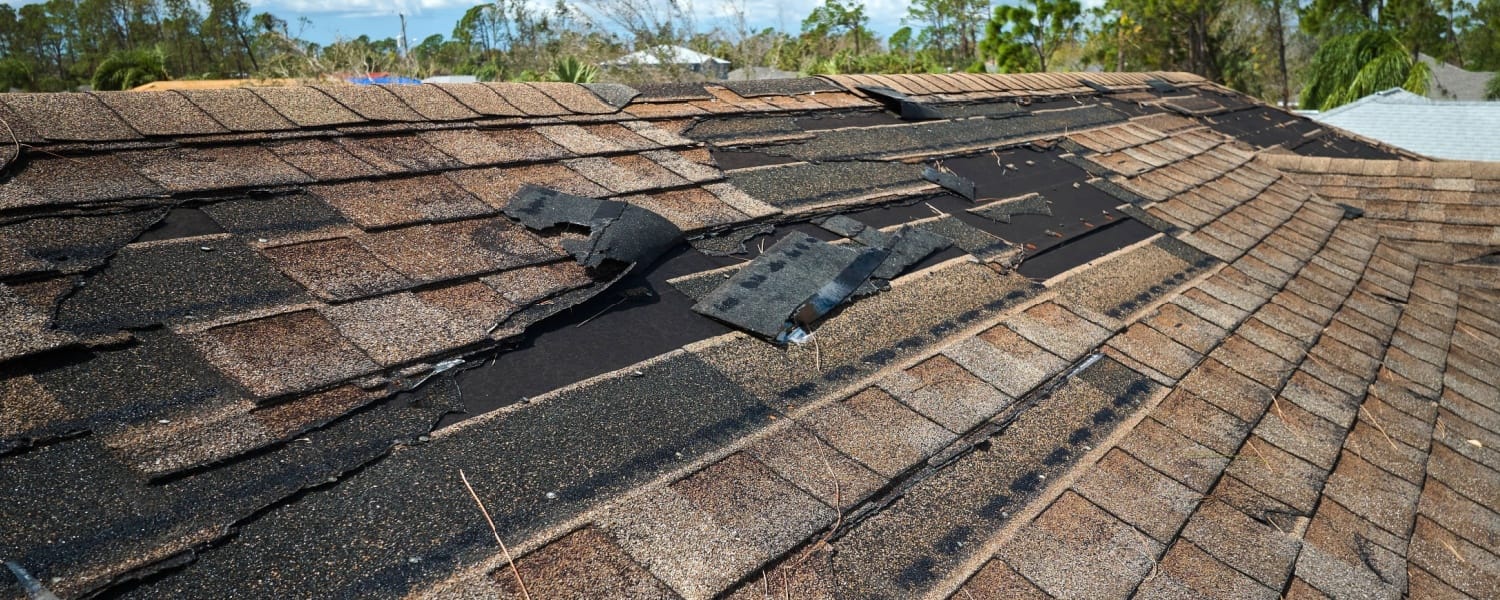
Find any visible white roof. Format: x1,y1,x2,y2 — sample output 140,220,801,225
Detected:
422,75,478,84
610,45,729,66
1312,88,1500,161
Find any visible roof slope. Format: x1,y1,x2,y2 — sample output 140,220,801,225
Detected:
0,74,1495,600
1312,88,1500,161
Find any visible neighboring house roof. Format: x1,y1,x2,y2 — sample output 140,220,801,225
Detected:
421,75,478,84
1,73,1496,600
1421,53,1496,101
1311,88,1500,161
612,45,731,66
727,66,800,81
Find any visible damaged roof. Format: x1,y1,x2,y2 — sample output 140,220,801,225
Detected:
1,73,1497,600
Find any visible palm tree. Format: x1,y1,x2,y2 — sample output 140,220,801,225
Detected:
1300,29,1431,111
92,49,170,91
551,56,599,83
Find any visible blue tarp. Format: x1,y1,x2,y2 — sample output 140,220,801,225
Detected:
345,75,422,85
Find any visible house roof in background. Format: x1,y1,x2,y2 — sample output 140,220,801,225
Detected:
1421,53,1496,101
1,73,1496,600
611,45,732,66
1312,88,1500,161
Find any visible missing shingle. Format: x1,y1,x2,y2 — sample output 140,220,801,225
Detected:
1145,79,1178,93
689,223,775,257
503,185,682,270
1081,79,1111,94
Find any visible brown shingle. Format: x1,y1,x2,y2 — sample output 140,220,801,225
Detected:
1135,540,1281,600
193,309,379,399
310,174,493,229
0,92,142,141
486,83,569,116
120,145,311,192
741,422,886,510
178,89,297,132
798,387,954,477
378,84,479,121
420,128,571,166
566,155,690,194
947,326,1068,398
250,86,364,127
530,82,617,114
1128,417,1230,492
1,154,165,209
93,91,228,136
1151,389,1250,455
1003,301,1113,361
452,527,673,599
1000,491,1164,600
1072,449,1201,542
314,85,424,121
1226,435,1328,513
879,354,1010,432
620,187,746,232
448,164,612,208
536,124,630,155
322,283,511,367
431,83,524,117
262,137,383,180
336,134,463,173
1180,497,1301,588
479,261,593,305
261,237,413,301
357,217,560,283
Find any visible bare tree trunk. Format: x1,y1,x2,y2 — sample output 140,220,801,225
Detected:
1272,0,1289,107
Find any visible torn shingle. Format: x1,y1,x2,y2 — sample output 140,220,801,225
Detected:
693,231,886,342
923,166,978,200
969,192,1054,224
581,83,641,109
503,185,683,269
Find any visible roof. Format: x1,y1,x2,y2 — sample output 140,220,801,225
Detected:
1312,88,1500,161
1,73,1497,600
612,45,731,66
1421,53,1496,101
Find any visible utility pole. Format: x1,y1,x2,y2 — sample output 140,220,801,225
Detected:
399,13,409,59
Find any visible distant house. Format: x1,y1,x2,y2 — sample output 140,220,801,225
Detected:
1420,53,1495,101
1310,88,1500,161
608,45,730,79
422,75,478,84
727,66,799,81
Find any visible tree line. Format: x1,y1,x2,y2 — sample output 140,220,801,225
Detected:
0,0,1497,107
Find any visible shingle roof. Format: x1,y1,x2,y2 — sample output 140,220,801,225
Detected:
1311,88,1500,161
1,74,1496,600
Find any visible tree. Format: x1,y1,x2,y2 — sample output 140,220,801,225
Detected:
803,0,870,56
981,0,1082,72
1300,29,1431,109
92,48,167,90
906,0,992,66
1486,73,1500,99
551,55,598,82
